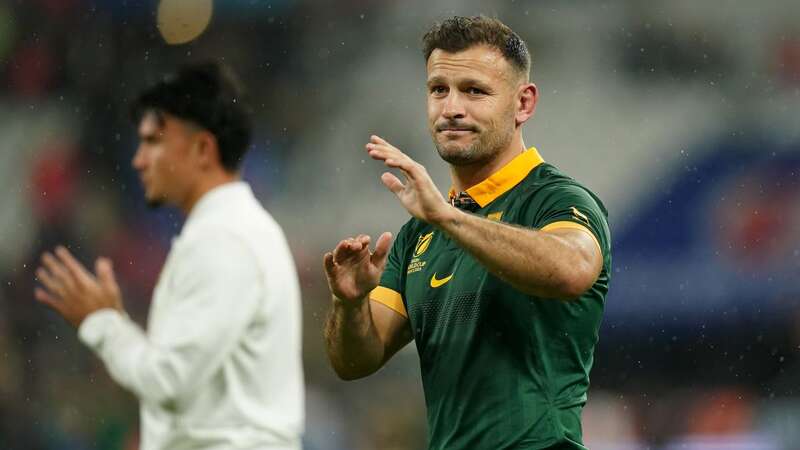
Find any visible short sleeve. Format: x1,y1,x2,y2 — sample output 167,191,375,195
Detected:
370,222,412,318
524,183,611,259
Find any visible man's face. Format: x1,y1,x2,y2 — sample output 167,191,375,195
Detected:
131,112,198,208
426,45,522,166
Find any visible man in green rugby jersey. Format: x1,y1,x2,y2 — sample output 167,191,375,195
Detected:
323,15,611,450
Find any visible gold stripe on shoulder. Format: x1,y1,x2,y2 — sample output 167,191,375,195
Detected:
369,286,408,318
540,221,602,256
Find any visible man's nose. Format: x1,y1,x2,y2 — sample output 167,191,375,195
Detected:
132,145,146,170
441,92,466,120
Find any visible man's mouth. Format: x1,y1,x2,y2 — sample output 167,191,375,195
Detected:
436,123,477,134
439,128,475,138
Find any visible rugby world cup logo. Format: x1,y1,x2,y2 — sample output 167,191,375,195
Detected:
414,232,434,257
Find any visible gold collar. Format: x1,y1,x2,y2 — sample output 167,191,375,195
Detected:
448,147,544,208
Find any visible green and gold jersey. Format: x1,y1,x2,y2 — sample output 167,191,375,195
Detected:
370,148,611,450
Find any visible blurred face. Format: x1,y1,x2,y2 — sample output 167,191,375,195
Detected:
427,45,522,166
131,112,199,208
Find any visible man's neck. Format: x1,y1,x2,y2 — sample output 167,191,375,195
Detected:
180,171,240,215
450,134,527,193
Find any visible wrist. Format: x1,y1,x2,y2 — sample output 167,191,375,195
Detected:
75,306,119,328
77,308,125,348
332,293,369,310
431,204,463,230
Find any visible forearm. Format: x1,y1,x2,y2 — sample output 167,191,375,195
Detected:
436,207,593,299
79,310,182,404
324,296,386,380
80,307,245,406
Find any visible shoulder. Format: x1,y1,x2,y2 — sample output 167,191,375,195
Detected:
177,200,269,269
175,225,256,266
517,163,608,217
190,191,287,243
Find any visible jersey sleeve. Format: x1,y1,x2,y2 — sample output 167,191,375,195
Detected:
370,222,411,318
79,230,264,406
524,182,611,259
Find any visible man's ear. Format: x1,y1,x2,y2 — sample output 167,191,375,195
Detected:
515,82,538,127
194,130,221,171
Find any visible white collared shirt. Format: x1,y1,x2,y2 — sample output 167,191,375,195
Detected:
79,181,304,450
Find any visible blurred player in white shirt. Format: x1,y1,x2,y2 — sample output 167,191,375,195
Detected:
34,63,304,450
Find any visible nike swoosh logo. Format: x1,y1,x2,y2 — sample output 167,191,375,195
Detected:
430,272,454,288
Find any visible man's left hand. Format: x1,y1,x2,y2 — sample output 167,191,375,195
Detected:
366,135,454,225
35,246,124,328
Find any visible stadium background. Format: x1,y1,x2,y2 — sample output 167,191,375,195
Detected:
1,0,799,449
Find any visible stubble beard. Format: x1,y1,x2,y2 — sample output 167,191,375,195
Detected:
433,121,514,167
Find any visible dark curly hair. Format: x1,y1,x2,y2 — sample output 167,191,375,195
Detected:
130,62,253,171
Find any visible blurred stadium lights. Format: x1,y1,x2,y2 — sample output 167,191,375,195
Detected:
157,0,213,45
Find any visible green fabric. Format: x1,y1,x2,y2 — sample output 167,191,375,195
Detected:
379,163,612,450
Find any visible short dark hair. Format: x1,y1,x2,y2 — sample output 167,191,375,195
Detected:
422,16,531,78
130,62,253,171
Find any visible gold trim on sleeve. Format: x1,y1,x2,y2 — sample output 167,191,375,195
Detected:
541,221,603,256
369,286,408,318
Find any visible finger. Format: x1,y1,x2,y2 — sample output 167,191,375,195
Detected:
370,138,411,160
371,232,393,265
42,253,74,287
349,235,367,251
366,144,395,162
34,287,61,311
333,239,360,264
367,143,421,177
95,257,118,290
56,246,94,285
366,141,403,157
340,239,372,268
348,237,370,256
355,234,371,247
366,139,394,150
383,159,413,179
323,252,336,276
384,156,421,181
332,240,348,263
344,238,362,253
35,267,64,297
370,135,389,145
381,172,405,195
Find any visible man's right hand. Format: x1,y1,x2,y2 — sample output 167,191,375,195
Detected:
323,232,393,304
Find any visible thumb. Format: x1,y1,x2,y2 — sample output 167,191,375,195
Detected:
381,172,405,196
371,232,393,266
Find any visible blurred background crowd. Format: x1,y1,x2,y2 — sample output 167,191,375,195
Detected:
1,0,799,449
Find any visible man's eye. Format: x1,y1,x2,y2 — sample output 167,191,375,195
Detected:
430,86,447,95
467,87,485,95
